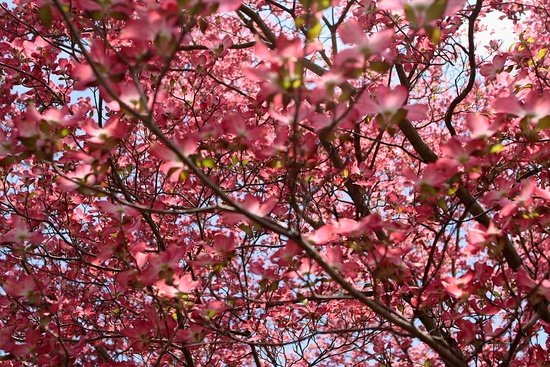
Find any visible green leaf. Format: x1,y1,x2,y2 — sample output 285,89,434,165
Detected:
489,144,505,153
59,127,70,138
295,14,306,29
424,360,431,367
199,18,208,33
89,10,104,20
426,25,441,44
436,199,449,211
536,116,550,130
420,183,438,196
369,61,391,72
404,4,417,28
18,150,32,161
268,159,283,169
238,224,253,236
375,114,387,130
259,279,269,292
390,108,408,126
38,4,53,29
519,117,529,132
110,11,130,20
268,280,279,292
20,137,36,149
167,167,180,177
301,0,331,11
447,186,458,195
178,170,189,181
201,157,216,169
317,0,331,11
0,156,16,166
207,309,217,319
307,19,322,42
537,48,548,61
426,0,447,22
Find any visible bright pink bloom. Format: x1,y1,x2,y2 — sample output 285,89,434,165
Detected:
442,272,474,298
223,194,279,224
495,91,550,121
480,54,507,81
82,114,128,144
466,113,500,139
516,268,550,301
403,163,447,193
1,217,44,245
202,0,241,12
56,164,96,191
150,135,198,181
339,19,395,55
356,85,427,124
380,0,466,26
155,273,200,298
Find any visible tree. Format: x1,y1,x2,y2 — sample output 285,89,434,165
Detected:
0,0,549,365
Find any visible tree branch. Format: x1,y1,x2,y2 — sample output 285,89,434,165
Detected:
443,0,484,137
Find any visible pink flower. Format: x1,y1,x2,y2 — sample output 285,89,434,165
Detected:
516,268,550,302
456,318,478,345
466,113,500,139
121,9,183,55
271,240,303,266
202,0,242,12
55,164,96,191
197,301,228,320
367,244,412,281
356,85,407,124
442,272,474,298
72,39,126,90
222,113,267,146
495,91,550,122
254,35,319,65
223,194,278,224
334,25,394,71
150,135,198,181
480,54,507,81
464,223,501,255
403,163,447,195
105,84,146,112
3,275,40,299
1,217,44,245
211,234,237,255
95,200,140,218
440,138,482,174
499,179,535,217
22,36,49,58
121,320,155,351
82,113,128,145
155,274,200,298
177,324,206,343
139,245,187,285
356,85,427,125
339,19,395,55
324,246,359,277
379,0,466,27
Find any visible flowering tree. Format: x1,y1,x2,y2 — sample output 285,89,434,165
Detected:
1,0,550,365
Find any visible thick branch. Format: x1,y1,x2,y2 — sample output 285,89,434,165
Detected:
238,4,277,45
443,0,484,136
